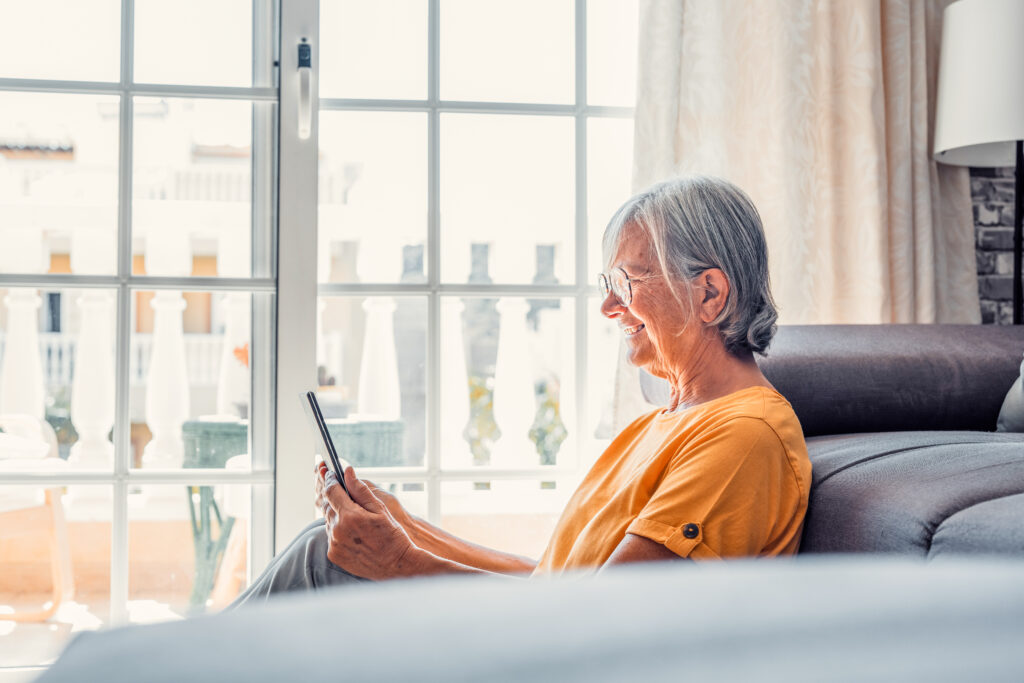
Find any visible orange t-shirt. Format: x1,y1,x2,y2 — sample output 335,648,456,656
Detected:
534,386,811,574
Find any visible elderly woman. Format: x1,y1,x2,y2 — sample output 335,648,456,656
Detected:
232,176,811,605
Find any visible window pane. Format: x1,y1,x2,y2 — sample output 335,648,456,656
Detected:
587,0,639,107
134,0,253,87
128,483,266,618
133,98,253,278
440,479,570,559
440,0,573,104
0,0,120,82
441,114,574,284
0,485,111,666
0,92,119,275
0,287,118,470
318,111,427,283
441,296,575,471
319,0,428,100
129,291,252,471
317,296,426,468
587,117,633,275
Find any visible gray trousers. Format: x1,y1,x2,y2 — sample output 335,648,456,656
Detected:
228,519,368,609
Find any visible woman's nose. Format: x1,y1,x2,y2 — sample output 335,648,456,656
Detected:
600,291,624,318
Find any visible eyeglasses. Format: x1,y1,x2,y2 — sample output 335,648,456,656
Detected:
598,267,649,306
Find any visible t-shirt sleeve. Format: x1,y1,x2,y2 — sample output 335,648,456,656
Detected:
626,417,793,559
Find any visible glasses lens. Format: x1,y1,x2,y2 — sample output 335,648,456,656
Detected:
598,273,611,297
611,269,630,305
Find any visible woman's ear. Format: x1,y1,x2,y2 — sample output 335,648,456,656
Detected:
698,269,729,322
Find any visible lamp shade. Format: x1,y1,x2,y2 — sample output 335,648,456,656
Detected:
933,0,1024,167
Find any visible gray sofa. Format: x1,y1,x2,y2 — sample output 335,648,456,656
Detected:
641,324,1024,557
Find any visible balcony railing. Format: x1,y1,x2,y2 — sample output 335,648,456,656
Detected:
0,333,225,388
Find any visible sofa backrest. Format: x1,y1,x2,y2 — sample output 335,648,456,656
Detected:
639,324,1024,436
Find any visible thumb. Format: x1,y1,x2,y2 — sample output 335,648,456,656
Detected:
345,466,385,513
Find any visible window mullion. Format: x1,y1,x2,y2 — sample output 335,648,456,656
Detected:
425,0,442,525
574,0,589,475
109,0,135,628
248,0,280,576
275,0,320,553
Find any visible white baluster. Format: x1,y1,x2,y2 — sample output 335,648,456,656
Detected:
355,238,402,420
144,292,189,468
356,297,400,419
68,230,116,470
0,228,45,419
215,233,251,417
490,298,537,496
142,229,191,471
441,299,473,471
536,307,574,469
215,293,249,417
68,292,116,466
0,290,45,419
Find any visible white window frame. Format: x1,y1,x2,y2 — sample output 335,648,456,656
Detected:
0,0,279,622
274,0,634,540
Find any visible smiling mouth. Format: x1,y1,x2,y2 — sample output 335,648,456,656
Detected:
623,324,645,336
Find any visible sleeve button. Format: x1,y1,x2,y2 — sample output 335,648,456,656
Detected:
683,523,699,539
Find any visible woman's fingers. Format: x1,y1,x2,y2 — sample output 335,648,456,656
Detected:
324,468,387,518
323,470,354,511
314,461,329,510
344,467,386,513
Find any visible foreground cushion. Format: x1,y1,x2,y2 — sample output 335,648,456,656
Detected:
38,557,1024,682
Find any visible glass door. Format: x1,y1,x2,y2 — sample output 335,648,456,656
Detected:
0,0,277,666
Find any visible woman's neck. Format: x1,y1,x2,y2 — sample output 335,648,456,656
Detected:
663,344,772,413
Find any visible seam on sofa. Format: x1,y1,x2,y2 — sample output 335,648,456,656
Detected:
925,491,1024,558
814,441,996,487
924,457,1024,483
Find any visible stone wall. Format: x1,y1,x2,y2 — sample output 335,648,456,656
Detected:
971,166,1018,324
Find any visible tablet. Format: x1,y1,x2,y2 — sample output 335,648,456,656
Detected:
302,391,350,496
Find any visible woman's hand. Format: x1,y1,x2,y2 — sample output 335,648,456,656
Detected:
317,462,418,536
322,467,423,580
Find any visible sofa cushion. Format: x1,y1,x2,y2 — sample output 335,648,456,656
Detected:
799,431,1024,557
639,325,1024,436
930,493,1024,556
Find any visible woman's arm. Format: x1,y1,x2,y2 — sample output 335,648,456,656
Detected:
399,512,536,575
600,533,686,568
316,462,535,576
322,468,529,580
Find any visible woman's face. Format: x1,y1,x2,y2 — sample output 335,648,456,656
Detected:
599,227,699,379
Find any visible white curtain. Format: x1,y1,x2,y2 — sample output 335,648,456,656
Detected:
613,0,980,427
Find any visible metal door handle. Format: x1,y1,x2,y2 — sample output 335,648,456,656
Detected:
297,39,312,139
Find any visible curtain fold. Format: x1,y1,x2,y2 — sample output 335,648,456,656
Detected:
614,0,979,429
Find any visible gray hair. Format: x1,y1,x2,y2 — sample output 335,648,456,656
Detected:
602,175,778,356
